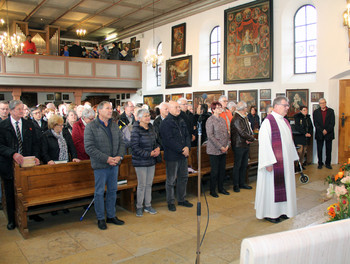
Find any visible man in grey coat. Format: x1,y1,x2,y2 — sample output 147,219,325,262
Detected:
84,101,125,230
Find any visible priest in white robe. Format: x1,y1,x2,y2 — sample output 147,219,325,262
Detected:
255,96,299,223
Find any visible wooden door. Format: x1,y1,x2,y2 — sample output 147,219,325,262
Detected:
338,80,350,163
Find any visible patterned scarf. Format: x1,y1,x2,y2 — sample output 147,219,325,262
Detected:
51,129,68,161
266,114,291,203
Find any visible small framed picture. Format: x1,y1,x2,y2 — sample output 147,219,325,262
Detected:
63,94,69,100
165,95,171,102
185,93,192,100
311,92,324,102
260,100,271,113
47,94,54,100
260,89,271,99
312,103,320,113
126,93,130,99
116,94,120,99
0,94,4,100
228,90,237,101
276,93,285,97
122,94,125,100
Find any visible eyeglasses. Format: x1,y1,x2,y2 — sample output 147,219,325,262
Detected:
55,124,64,127
32,112,41,115
278,104,290,108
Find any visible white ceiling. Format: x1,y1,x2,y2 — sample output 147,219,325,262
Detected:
0,0,237,41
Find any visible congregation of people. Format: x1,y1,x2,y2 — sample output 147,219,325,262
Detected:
0,95,335,230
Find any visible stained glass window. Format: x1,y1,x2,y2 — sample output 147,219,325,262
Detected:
210,26,220,80
156,42,162,86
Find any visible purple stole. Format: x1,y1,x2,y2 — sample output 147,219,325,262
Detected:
266,114,292,203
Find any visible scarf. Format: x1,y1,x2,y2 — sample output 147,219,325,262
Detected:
266,114,291,203
51,129,68,161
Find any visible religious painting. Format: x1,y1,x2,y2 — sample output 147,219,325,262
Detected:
239,90,258,111
165,94,171,102
286,89,309,117
228,90,237,101
171,93,184,102
0,94,4,100
171,23,186,56
63,94,69,100
260,100,271,112
312,103,320,113
46,94,54,100
276,93,285,98
186,93,192,100
166,56,192,88
143,94,163,110
126,93,130,99
311,92,324,102
193,91,224,112
130,37,136,49
224,0,273,84
122,94,125,100
260,89,271,99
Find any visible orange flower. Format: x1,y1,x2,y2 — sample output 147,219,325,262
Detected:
335,174,339,181
328,207,336,217
338,171,344,179
348,158,350,164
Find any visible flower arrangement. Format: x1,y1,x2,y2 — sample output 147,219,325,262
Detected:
325,159,350,222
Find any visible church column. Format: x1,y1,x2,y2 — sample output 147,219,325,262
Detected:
12,88,22,100
74,89,83,105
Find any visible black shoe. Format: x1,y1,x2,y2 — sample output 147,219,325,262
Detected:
63,209,70,214
7,222,15,230
317,164,323,169
106,217,125,225
280,214,289,220
178,200,193,207
29,215,44,222
168,204,176,211
233,186,240,192
326,165,333,170
219,189,230,195
302,166,306,170
97,219,107,230
264,217,281,223
210,192,219,198
240,185,252,190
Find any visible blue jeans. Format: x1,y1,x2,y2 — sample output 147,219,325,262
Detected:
94,166,119,220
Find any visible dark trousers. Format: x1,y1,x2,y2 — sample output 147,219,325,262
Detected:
233,147,249,187
209,154,226,194
165,159,188,204
316,138,332,166
3,178,15,224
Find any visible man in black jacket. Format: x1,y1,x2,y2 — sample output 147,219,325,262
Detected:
159,101,192,212
68,41,83,57
30,106,48,138
313,98,335,169
153,102,169,150
118,101,135,129
0,100,40,230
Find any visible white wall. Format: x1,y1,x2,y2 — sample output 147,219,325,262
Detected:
134,0,348,164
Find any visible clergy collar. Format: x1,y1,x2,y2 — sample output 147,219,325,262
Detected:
271,111,284,119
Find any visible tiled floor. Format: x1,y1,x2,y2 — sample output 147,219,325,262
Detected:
0,164,340,264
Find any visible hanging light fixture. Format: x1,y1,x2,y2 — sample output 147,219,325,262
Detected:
0,0,24,57
343,1,350,28
76,28,87,37
144,0,164,68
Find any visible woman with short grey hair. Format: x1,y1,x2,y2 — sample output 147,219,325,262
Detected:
131,108,161,217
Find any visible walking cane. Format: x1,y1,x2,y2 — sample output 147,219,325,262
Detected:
80,198,94,221
196,121,202,264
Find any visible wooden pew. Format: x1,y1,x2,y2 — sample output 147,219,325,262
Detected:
13,160,138,238
246,140,259,184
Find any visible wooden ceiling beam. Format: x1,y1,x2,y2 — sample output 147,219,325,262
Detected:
23,0,48,22
49,0,86,25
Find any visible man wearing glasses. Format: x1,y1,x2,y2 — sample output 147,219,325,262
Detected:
312,98,335,170
255,97,299,224
30,106,48,139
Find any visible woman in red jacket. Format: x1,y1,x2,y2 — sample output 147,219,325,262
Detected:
72,108,95,160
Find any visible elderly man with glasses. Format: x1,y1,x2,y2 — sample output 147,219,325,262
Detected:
255,96,299,224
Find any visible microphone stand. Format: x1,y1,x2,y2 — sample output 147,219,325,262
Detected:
196,121,202,264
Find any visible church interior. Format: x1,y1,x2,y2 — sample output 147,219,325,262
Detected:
1,0,350,263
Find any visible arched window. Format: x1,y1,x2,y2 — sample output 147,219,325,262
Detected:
210,26,220,80
294,5,317,74
156,42,162,86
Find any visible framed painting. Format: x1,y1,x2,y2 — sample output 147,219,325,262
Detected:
224,0,273,84
260,89,271,99
130,37,136,49
0,94,4,100
286,89,309,117
46,94,54,100
63,94,69,100
260,100,271,112
239,90,258,111
312,103,320,113
166,55,192,88
143,94,163,110
276,93,285,97
165,94,171,102
193,91,224,112
186,93,192,100
171,23,186,56
228,90,237,101
171,93,184,102
311,92,324,102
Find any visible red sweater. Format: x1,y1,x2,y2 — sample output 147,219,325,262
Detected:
72,119,90,160
23,40,36,54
